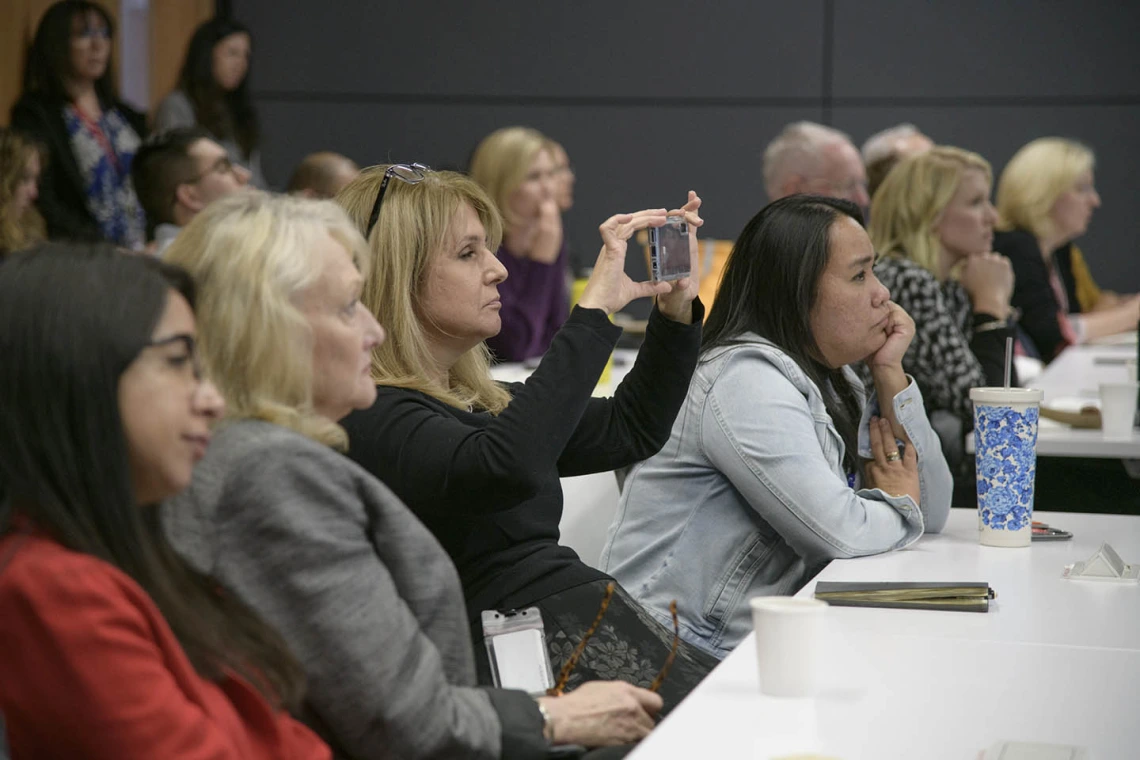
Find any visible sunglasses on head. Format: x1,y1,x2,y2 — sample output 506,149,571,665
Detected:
364,163,430,239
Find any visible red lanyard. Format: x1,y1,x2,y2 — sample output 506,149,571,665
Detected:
74,104,122,175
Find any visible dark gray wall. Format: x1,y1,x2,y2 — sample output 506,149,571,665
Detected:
239,0,1140,312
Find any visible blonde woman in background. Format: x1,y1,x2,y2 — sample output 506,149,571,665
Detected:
469,127,566,361
162,192,663,760
336,166,717,711
869,146,1017,428
0,129,46,255
993,137,1139,360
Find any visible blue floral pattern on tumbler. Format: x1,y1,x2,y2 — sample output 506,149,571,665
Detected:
970,388,1044,547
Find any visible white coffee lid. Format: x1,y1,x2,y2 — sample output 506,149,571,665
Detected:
969,387,1044,404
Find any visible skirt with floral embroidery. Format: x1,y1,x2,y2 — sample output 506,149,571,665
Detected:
475,579,718,716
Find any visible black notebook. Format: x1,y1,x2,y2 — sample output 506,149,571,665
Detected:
813,581,995,612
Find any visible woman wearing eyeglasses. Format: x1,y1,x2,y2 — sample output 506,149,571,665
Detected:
11,1,147,248
468,127,568,362
336,166,718,711
0,244,330,759
601,195,952,659
162,192,663,760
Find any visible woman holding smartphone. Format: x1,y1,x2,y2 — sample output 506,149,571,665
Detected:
163,192,664,759
336,167,718,709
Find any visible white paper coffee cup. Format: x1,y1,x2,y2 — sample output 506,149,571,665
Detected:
750,596,828,698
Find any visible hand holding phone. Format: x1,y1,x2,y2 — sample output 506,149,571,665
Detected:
578,209,673,316
648,215,690,282
654,191,705,324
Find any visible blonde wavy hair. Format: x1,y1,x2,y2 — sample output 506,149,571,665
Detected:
165,191,369,448
336,166,512,414
996,137,1094,241
469,126,549,229
869,145,992,280
0,129,46,254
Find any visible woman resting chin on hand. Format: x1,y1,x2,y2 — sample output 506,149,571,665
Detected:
602,195,953,660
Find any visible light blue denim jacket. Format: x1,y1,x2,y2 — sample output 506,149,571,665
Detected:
599,336,952,658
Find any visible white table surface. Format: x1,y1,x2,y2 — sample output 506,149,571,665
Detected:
630,509,1140,760
967,343,1140,459
798,509,1140,652
632,629,1140,759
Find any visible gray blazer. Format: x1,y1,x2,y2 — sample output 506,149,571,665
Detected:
162,419,547,760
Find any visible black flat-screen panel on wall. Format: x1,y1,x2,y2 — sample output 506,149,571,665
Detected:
235,0,1140,305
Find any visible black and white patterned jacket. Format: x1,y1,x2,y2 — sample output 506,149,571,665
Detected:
868,256,1016,426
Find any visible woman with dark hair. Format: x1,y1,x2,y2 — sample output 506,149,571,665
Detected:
0,245,329,759
155,17,266,188
601,195,953,659
10,1,147,247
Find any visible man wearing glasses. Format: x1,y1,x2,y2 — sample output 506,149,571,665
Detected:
132,127,252,256
762,121,871,215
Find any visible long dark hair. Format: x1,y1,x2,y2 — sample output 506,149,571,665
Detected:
0,244,305,709
178,17,260,158
22,1,118,105
703,195,867,476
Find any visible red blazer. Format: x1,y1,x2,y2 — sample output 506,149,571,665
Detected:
0,530,330,760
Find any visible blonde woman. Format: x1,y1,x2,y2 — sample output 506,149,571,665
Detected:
336,166,717,708
469,126,566,361
994,137,1139,360
0,128,46,255
869,146,1016,427
161,192,663,760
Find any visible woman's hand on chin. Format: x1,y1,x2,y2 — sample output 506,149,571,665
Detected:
655,191,704,325
576,209,673,316
528,199,564,265
865,301,914,372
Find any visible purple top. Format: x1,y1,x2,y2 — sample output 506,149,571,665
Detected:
485,241,569,362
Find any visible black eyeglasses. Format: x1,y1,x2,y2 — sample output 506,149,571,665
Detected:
170,156,238,211
144,334,203,381
364,163,429,239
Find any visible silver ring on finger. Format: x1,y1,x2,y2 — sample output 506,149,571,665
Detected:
885,451,901,462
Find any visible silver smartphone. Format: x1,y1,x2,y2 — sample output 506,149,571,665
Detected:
481,607,554,695
648,215,690,282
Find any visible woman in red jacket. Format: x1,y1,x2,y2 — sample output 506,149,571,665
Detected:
0,244,329,759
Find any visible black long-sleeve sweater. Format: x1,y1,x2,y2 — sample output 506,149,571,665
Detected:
343,302,703,624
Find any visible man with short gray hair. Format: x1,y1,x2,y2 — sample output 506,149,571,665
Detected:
861,123,934,197
762,121,870,211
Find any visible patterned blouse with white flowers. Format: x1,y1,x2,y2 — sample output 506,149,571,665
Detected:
868,256,1015,426
63,104,145,249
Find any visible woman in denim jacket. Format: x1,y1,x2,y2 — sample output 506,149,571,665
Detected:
601,195,952,659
